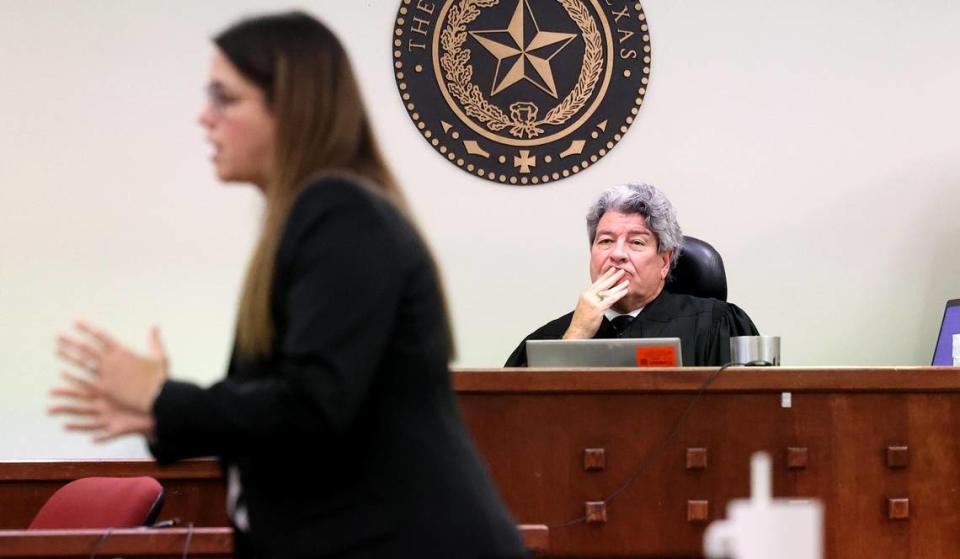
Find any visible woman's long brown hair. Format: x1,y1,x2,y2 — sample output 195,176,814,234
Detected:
215,12,419,358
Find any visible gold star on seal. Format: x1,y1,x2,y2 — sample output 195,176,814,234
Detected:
469,0,578,99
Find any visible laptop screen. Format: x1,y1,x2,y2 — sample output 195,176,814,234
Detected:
932,299,960,366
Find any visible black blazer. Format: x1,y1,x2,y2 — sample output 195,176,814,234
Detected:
151,177,524,558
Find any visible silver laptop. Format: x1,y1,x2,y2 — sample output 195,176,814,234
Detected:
526,338,683,367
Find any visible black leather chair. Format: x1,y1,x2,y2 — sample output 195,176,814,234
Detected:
665,236,727,301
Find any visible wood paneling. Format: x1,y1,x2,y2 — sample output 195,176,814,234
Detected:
4,367,960,558
0,528,232,558
454,367,960,558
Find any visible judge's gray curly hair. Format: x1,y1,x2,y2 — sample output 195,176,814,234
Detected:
585,182,683,269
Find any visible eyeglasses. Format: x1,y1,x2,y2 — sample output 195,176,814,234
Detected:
205,84,241,115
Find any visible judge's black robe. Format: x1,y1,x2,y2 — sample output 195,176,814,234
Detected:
505,289,759,367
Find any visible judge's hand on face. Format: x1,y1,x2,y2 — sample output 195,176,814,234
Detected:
49,322,169,442
562,268,629,340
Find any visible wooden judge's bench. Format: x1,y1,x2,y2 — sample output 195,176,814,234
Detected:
2,367,959,558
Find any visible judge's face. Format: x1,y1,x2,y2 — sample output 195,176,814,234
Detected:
197,50,276,188
589,211,672,312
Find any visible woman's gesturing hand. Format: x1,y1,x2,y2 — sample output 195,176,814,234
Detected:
50,322,169,440
48,370,157,442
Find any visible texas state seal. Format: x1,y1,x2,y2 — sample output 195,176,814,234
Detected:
392,0,651,185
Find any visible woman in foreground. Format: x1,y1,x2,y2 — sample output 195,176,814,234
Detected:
51,11,524,559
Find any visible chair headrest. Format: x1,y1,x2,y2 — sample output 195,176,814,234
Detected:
28,476,165,530
665,235,727,301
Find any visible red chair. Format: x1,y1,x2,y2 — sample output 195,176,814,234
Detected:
28,476,165,529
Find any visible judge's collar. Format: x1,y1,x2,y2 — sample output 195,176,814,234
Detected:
604,306,644,322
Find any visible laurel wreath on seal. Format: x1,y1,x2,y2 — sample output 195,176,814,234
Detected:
439,0,604,139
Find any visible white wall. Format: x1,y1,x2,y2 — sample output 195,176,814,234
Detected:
1,0,957,459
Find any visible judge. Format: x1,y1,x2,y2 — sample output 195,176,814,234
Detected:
505,183,758,367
